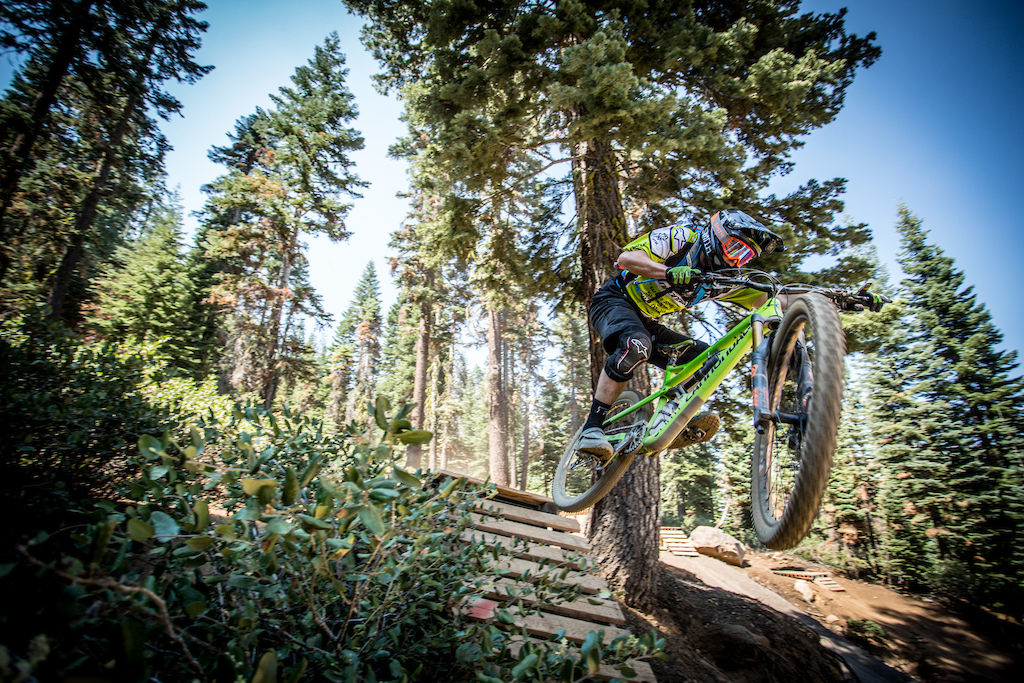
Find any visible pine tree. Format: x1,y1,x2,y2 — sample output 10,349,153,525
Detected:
325,307,357,431
817,362,885,577
376,296,418,409
85,196,196,368
875,207,1024,611
201,33,365,408
343,262,383,426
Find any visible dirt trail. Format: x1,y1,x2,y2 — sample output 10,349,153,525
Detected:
658,549,1022,682
659,551,910,682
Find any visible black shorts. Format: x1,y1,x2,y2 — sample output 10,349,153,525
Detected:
589,277,706,371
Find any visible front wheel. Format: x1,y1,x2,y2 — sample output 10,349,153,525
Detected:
751,293,846,549
552,390,647,512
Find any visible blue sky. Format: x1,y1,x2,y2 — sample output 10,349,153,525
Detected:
3,0,1022,360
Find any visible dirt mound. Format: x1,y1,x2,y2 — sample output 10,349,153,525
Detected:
743,551,1024,682
622,564,847,682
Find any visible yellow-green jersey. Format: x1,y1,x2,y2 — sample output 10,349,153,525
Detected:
617,225,702,318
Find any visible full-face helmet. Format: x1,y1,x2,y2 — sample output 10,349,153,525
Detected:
699,209,785,268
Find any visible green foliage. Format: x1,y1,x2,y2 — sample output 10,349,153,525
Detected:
869,207,1024,614
846,619,885,639
0,311,168,490
2,399,661,681
661,441,717,529
85,196,201,370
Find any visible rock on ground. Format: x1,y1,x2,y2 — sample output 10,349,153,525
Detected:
689,525,746,566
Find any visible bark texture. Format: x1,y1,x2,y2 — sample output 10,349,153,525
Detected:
487,306,510,486
587,448,661,610
573,132,660,608
406,300,431,470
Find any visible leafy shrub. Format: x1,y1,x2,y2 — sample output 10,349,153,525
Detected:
138,372,238,426
2,400,661,681
0,312,169,497
846,618,885,638
0,313,241,493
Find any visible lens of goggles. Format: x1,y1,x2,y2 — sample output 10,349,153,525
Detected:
722,237,755,266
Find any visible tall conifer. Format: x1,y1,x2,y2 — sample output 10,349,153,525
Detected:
343,262,383,425
348,0,881,604
201,33,364,407
85,196,196,368
871,207,1024,611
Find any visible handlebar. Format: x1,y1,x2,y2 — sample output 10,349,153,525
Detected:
667,271,888,312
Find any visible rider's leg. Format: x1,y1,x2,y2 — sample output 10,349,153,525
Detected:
581,369,626,437
575,371,625,458
578,332,652,457
582,279,654,457
595,369,626,404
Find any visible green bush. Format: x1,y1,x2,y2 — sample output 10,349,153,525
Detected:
2,400,661,681
0,312,169,496
846,618,885,639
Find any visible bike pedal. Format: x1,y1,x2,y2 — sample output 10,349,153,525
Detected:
669,412,720,449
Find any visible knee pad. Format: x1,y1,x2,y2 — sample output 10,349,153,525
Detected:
605,334,652,382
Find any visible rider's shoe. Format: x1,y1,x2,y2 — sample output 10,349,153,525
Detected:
577,427,613,460
670,412,720,449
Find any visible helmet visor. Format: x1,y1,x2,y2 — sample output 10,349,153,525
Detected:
721,236,756,267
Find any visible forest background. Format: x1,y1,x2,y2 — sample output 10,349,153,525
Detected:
1,1,1023,681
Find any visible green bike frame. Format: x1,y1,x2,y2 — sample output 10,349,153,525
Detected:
605,295,785,454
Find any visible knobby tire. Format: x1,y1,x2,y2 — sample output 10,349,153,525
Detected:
751,293,846,549
552,390,647,512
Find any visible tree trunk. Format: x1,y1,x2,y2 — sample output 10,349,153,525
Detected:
47,14,165,320
406,299,431,470
587,445,661,610
519,358,531,491
572,131,659,606
427,343,440,470
573,134,630,386
261,234,294,410
487,306,510,486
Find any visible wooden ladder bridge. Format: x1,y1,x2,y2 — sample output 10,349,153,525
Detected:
437,471,656,682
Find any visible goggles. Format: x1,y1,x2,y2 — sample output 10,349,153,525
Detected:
720,236,756,267
709,212,758,267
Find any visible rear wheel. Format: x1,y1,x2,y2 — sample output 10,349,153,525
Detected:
750,294,845,549
552,390,648,512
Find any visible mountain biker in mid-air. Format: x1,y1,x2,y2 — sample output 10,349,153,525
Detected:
578,209,786,458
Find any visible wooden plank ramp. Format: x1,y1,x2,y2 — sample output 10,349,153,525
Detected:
771,568,846,592
437,471,657,682
659,527,700,557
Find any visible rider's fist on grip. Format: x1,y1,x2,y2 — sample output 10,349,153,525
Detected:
666,266,700,286
842,284,889,313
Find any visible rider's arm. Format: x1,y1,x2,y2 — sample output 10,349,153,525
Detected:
616,250,668,279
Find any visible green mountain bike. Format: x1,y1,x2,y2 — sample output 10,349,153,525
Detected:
552,271,880,549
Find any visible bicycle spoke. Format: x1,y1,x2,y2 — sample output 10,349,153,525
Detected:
766,326,812,519
751,292,845,549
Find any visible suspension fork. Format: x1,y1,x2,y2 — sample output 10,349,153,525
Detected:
751,313,781,434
